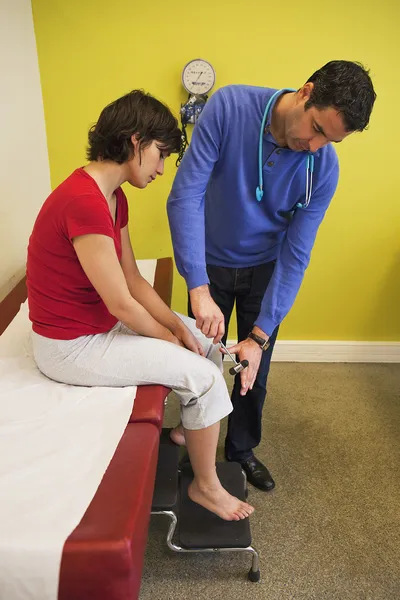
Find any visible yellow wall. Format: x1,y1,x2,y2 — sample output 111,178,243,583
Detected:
31,0,400,341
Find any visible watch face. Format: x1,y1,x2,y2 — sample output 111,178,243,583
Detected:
182,59,215,95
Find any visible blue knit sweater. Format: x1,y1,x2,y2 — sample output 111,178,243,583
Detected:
167,85,339,335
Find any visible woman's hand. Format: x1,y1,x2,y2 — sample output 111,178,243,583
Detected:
168,321,205,355
163,331,182,346
178,326,205,355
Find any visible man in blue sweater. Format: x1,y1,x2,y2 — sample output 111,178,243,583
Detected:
167,61,376,491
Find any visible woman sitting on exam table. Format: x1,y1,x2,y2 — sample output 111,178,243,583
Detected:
26,89,254,522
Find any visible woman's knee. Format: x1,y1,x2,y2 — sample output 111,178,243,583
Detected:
195,359,227,397
181,361,232,429
179,354,217,394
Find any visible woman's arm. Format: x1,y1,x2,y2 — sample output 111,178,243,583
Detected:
72,233,177,343
119,226,183,331
119,226,204,354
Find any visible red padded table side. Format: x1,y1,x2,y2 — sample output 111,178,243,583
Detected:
129,385,170,432
58,422,159,600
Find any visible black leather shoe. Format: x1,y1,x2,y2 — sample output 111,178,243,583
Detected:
240,455,275,491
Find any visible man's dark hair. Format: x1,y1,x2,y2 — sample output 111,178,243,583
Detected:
305,60,376,132
87,90,182,163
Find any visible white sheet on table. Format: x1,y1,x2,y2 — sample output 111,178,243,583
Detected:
136,258,157,287
0,302,137,600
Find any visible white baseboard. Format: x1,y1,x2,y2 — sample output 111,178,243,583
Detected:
226,340,400,363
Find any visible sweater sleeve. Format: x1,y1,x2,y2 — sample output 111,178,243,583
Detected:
167,89,227,290
255,155,339,336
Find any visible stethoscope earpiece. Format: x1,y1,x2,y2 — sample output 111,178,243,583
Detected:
256,88,314,209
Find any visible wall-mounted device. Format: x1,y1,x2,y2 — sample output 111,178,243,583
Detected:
177,58,215,166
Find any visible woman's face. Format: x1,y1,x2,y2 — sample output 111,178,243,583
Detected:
126,139,169,188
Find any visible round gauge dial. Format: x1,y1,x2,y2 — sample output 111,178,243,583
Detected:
182,58,215,95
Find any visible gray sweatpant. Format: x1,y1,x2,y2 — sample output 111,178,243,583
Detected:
31,314,232,430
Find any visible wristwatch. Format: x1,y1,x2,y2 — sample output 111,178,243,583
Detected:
248,331,270,351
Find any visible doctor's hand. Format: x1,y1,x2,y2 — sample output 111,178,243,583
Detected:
189,285,225,344
223,338,263,396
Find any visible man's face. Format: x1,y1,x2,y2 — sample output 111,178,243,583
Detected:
284,83,351,153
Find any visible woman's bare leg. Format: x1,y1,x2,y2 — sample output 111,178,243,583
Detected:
184,422,254,521
170,422,186,446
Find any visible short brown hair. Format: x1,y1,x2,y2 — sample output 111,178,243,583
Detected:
87,89,182,163
305,61,376,132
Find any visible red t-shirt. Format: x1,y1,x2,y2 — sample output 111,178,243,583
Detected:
27,168,129,339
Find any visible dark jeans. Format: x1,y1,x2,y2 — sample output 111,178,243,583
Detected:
188,262,279,462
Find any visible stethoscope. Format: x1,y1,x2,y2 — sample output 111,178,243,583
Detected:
256,88,315,209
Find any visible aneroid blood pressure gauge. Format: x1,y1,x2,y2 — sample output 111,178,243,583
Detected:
177,58,216,166
182,58,215,95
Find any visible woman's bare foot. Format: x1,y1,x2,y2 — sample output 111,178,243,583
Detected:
188,479,254,521
170,424,186,446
